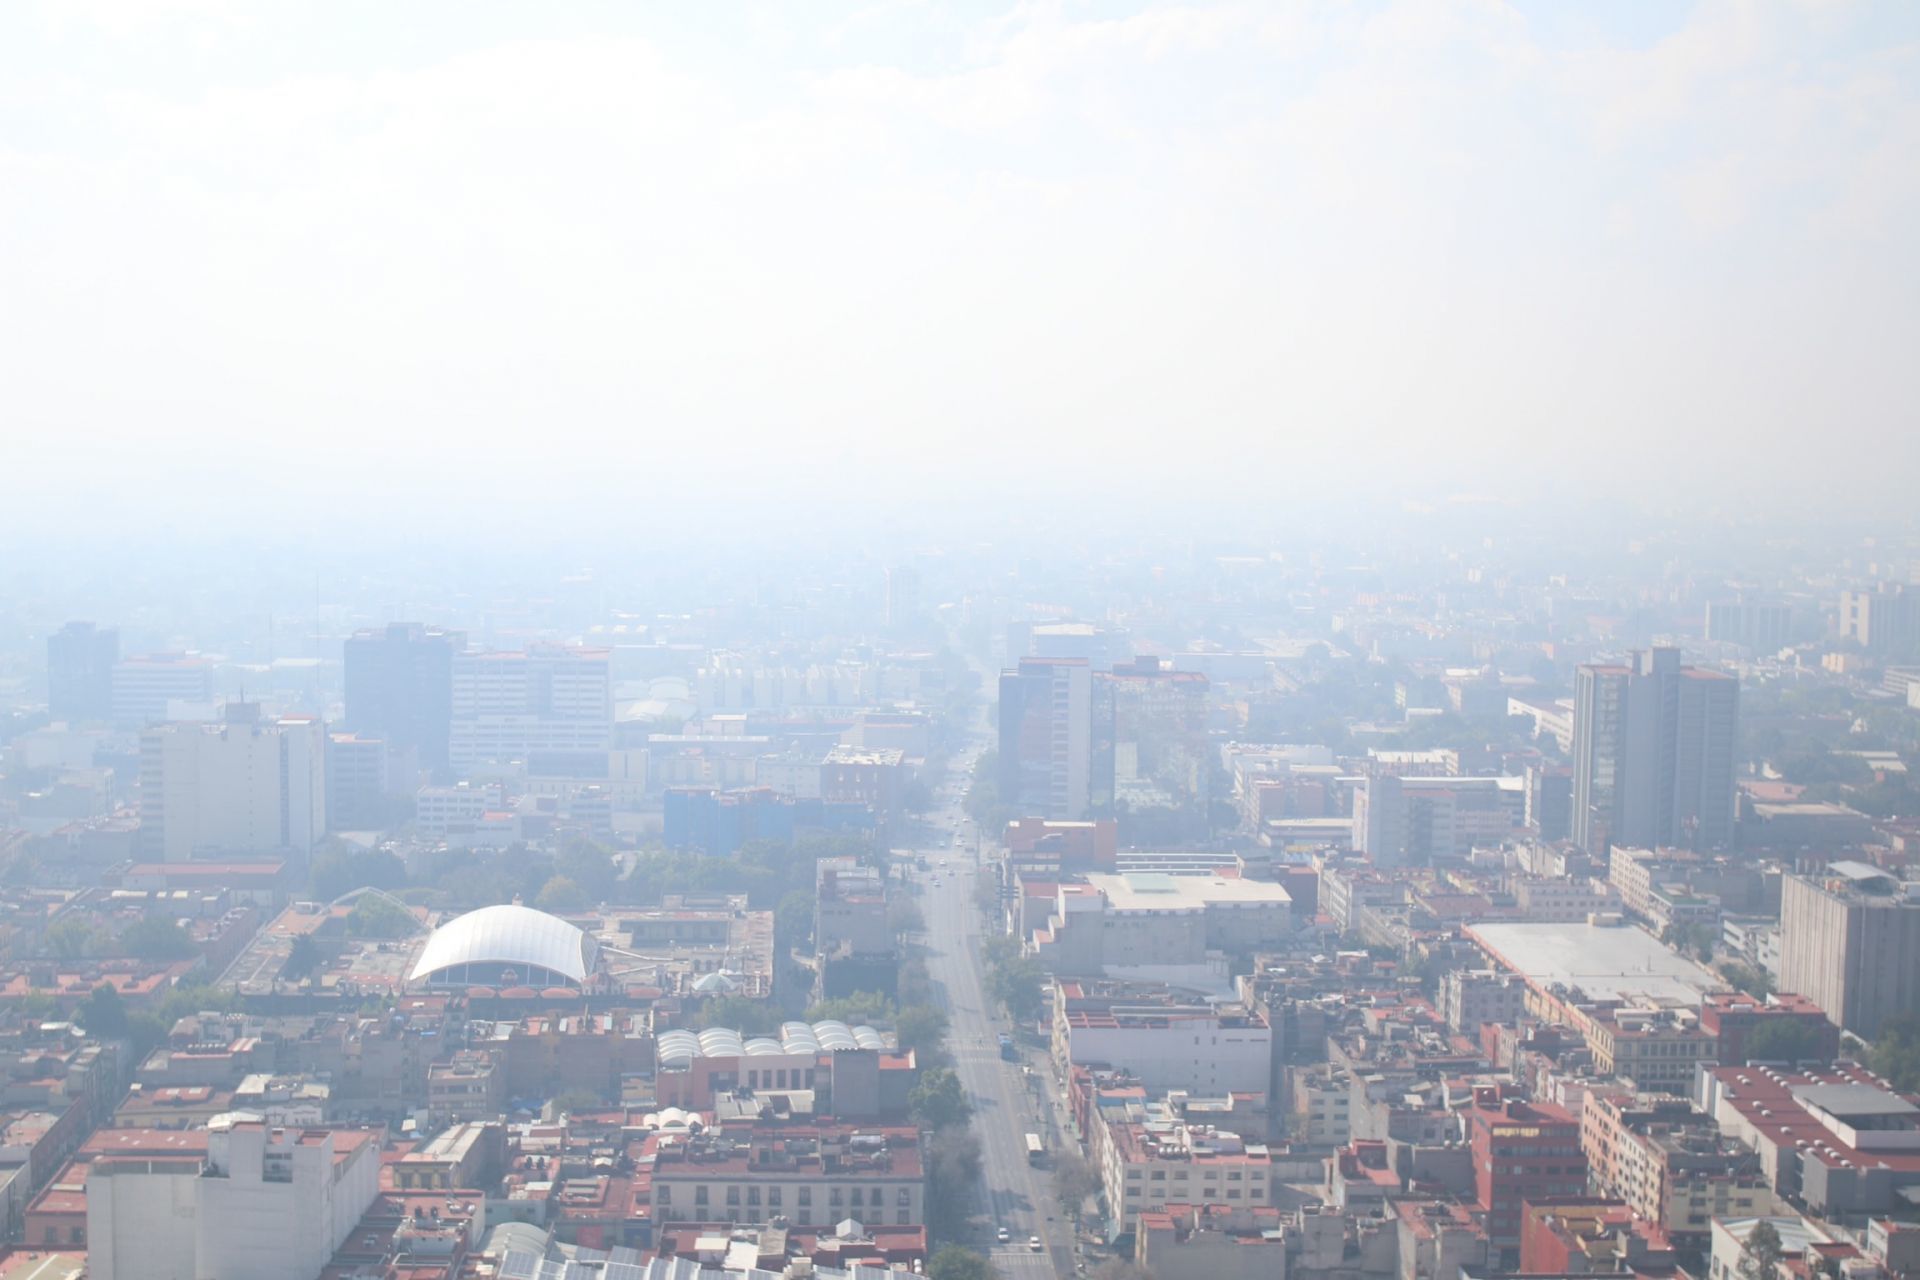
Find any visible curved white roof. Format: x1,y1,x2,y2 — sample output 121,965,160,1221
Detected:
409,904,599,984
655,1020,890,1067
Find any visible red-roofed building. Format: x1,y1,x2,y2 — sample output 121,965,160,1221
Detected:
1135,1203,1287,1280
1519,1197,1679,1276
1699,992,1838,1067
1466,1086,1587,1253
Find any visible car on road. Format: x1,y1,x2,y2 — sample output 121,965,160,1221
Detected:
997,1228,1011,1244
1029,1236,1044,1252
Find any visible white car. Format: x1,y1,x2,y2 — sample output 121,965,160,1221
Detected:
997,1228,1011,1244
1029,1236,1044,1252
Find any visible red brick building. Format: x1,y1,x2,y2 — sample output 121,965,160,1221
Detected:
1466,1086,1587,1253
1699,992,1838,1066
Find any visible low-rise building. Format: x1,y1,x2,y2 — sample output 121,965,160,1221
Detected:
1580,1092,1770,1240
647,1123,924,1229
1699,992,1838,1067
428,1050,505,1124
1051,979,1273,1096
1136,1203,1288,1280
1094,1110,1273,1233
1698,1061,1920,1217
1438,969,1526,1036
1031,871,1291,975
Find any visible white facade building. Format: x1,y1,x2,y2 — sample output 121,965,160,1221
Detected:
111,654,216,725
451,646,613,774
87,1118,380,1280
138,707,326,862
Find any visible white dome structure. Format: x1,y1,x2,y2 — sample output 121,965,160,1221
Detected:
409,904,601,988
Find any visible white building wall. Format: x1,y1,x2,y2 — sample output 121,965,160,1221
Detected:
1063,1021,1272,1095
87,1165,200,1280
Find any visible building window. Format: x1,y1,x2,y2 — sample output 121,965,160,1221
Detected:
898,1211,911,1225
695,1187,709,1206
831,1189,843,1207
657,1186,672,1205
769,1188,782,1207
727,1187,740,1206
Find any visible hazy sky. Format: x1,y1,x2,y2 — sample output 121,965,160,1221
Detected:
3,0,1917,536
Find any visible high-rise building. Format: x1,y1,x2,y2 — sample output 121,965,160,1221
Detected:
1779,861,1920,1038
1092,657,1211,842
111,653,215,725
343,623,463,778
1704,600,1794,653
46,621,119,721
1571,648,1737,855
1525,764,1573,842
326,731,399,831
138,704,327,862
1839,584,1920,657
1353,774,1526,865
883,565,920,630
450,645,612,775
998,656,1092,820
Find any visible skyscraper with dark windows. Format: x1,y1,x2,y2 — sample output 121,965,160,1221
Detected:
998,656,1091,820
46,620,118,721
1571,647,1737,854
343,623,464,778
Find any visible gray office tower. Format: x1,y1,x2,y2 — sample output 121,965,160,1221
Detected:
47,621,119,721
1572,648,1737,855
998,656,1092,820
343,623,464,778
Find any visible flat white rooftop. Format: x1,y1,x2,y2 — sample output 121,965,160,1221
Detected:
1087,871,1292,913
1466,920,1719,1005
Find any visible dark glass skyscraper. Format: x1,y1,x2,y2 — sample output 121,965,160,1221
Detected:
1572,647,1737,854
343,623,463,779
47,620,118,721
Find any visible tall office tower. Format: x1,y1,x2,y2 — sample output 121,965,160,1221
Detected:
883,565,920,630
46,621,119,721
138,704,326,862
450,644,613,775
343,623,464,777
1571,648,1738,855
1780,861,1920,1038
111,653,216,725
998,656,1092,820
1092,657,1211,842
1524,764,1572,842
1704,600,1794,653
1839,584,1920,657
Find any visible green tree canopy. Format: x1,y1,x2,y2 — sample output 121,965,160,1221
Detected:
1745,1018,1824,1064
928,1246,996,1280
535,875,590,913
894,1004,950,1060
121,917,196,960
345,894,418,938
1871,1015,1920,1092
283,933,324,981
694,996,782,1035
909,1066,973,1130
775,890,814,954
77,983,129,1039
806,991,895,1025
310,846,408,903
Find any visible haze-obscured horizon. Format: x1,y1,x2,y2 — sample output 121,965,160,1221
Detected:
4,0,1918,537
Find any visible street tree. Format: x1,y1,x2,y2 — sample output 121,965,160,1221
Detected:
909,1067,972,1130
928,1246,997,1280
